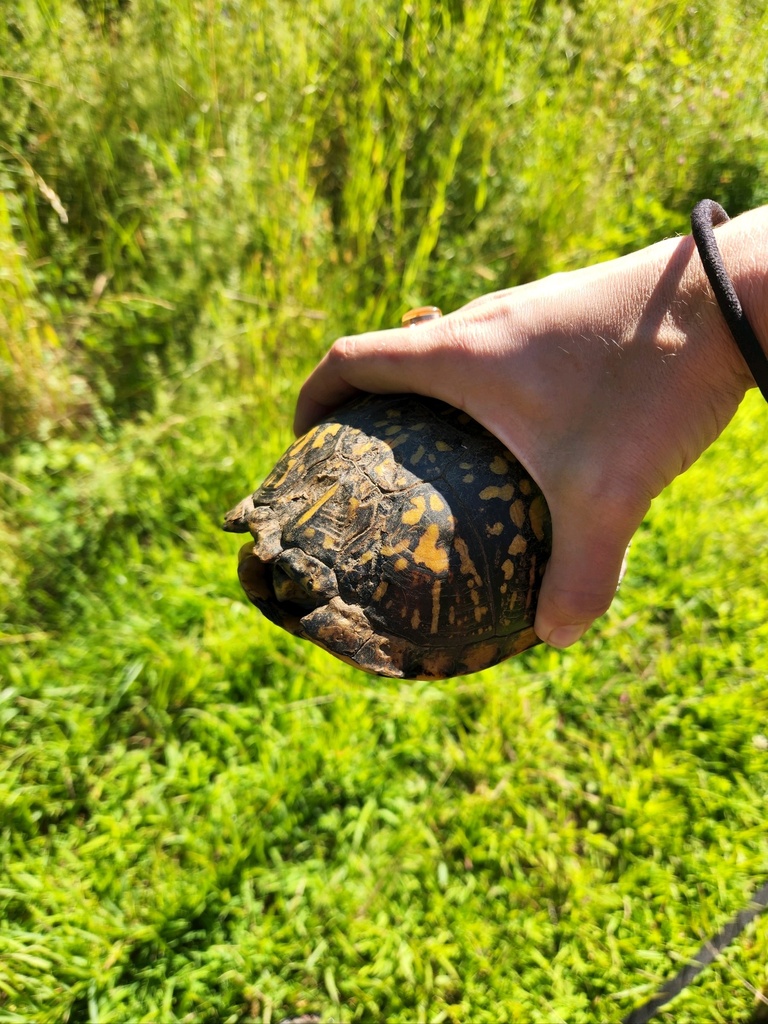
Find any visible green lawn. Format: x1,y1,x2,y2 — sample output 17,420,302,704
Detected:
2,1,768,1021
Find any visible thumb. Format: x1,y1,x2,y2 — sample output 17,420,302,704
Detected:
294,324,440,435
533,498,640,648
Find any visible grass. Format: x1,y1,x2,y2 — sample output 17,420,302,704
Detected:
2,0,768,1021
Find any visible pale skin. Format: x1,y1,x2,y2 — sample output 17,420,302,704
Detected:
294,206,768,648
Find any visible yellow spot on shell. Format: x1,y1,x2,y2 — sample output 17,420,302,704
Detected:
480,483,515,501
520,478,532,495
501,558,515,580
463,473,475,483
448,606,455,625
474,605,489,623
381,540,410,556
349,496,360,513
402,495,427,525
529,494,548,540
429,493,444,512
413,524,449,574
372,581,388,601
436,440,452,452
322,534,336,549
304,527,316,539
453,536,483,586
375,410,402,426
352,440,375,456
509,499,525,528
385,424,402,435
431,580,441,633
387,433,409,449
288,431,315,457
311,423,343,448
394,557,408,571
411,609,421,630
508,535,527,555
361,550,374,564
490,455,509,475
486,522,504,537
267,456,297,489
297,482,340,525
459,462,473,470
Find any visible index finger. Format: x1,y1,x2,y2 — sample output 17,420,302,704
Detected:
292,322,445,436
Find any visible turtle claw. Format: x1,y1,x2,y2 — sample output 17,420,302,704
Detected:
272,549,338,610
222,495,255,532
246,506,284,561
223,501,284,563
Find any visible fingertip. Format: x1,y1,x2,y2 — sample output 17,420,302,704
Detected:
536,621,591,649
533,571,615,650
532,544,623,650
293,397,331,437
292,318,448,435
293,374,364,436
531,489,642,648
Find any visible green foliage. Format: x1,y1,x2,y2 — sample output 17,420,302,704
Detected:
2,0,768,434
1,1,768,1021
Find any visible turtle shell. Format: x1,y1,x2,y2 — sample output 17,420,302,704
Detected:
223,394,552,679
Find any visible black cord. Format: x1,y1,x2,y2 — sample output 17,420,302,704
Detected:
691,199,768,403
621,878,768,1024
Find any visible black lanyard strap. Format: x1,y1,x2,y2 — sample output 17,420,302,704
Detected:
691,199,768,403
622,876,768,1024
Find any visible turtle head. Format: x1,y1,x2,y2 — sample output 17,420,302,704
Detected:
229,501,342,633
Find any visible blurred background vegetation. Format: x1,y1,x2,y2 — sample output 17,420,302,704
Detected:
1,0,768,1021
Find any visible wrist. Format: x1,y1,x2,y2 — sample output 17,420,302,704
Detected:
638,219,763,404
696,205,768,376
617,232,752,400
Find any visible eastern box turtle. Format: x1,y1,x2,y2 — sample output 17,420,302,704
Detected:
223,393,552,679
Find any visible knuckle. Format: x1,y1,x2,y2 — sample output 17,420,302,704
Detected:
328,335,357,365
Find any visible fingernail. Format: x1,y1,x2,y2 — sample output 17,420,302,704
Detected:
545,624,589,649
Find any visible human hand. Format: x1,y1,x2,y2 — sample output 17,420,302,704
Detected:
294,210,768,647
